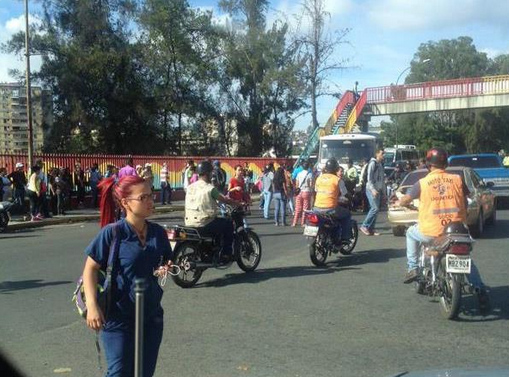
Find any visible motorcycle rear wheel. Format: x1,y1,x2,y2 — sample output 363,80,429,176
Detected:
236,230,262,272
309,231,328,267
339,220,358,255
171,242,203,288
437,262,462,320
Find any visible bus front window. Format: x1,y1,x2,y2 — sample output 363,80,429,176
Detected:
320,139,376,165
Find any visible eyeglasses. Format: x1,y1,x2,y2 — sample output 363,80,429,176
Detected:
126,193,154,202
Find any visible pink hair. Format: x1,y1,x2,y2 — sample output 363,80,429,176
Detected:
98,175,146,228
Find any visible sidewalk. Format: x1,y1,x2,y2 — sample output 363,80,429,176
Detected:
6,201,186,232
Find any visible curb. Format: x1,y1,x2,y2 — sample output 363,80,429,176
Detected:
6,205,185,232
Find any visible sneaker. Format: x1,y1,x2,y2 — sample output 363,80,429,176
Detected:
370,231,381,236
360,226,371,236
403,269,419,284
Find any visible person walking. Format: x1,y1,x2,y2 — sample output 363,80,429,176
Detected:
284,165,295,216
142,163,154,190
26,165,42,221
212,160,227,194
89,163,103,208
118,158,137,179
260,165,273,220
8,162,27,209
74,162,86,208
160,162,172,205
360,149,385,236
81,175,174,377
292,160,313,227
272,167,288,226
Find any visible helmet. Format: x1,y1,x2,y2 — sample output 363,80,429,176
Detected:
444,221,469,235
426,148,448,168
15,162,23,168
213,160,220,167
196,160,213,175
324,158,339,174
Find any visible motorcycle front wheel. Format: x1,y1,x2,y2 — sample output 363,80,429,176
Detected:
171,242,203,288
309,231,328,267
236,230,262,272
437,261,462,319
339,220,358,255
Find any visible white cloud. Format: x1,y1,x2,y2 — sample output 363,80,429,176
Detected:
0,14,43,83
480,47,509,59
365,0,509,32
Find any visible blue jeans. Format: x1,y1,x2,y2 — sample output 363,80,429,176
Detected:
362,189,381,231
406,224,485,289
200,217,234,256
101,316,163,377
263,190,272,219
273,192,287,225
313,206,352,240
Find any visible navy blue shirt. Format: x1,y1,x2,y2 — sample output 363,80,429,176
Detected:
85,219,173,321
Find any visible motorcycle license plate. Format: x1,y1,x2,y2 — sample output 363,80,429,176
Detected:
446,254,471,274
303,225,319,237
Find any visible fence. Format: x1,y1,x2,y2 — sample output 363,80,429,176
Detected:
0,153,294,190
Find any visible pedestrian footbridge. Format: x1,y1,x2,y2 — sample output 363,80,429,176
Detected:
296,75,509,166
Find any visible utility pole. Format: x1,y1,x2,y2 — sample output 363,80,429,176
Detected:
25,0,34,171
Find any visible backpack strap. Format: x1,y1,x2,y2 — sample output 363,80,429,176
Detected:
104,223,121,319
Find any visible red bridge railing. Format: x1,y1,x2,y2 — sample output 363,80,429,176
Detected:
365,74,509,104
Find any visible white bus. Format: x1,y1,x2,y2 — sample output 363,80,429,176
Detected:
318,133,383,171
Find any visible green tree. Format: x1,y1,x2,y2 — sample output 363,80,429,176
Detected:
384,37,509,154
139,0,220,155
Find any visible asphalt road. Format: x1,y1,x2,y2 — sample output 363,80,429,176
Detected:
1,209,509,377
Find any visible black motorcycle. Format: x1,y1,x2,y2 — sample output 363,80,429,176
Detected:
303,208,359,266
0,201,14,233
167,206,262,288
414,222,476,320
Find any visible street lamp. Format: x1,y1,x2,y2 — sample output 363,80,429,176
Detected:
395,58,431,86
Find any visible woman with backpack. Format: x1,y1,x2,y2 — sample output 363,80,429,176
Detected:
81,175,173,377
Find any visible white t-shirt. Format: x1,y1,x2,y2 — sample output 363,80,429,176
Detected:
296,170,313,192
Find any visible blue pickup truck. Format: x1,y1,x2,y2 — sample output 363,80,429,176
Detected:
448,153,509,198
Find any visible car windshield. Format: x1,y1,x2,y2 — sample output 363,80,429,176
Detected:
319,139,376,165
449,156,500,168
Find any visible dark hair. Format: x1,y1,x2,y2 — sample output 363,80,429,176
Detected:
126,158,133,166
273,167,286,191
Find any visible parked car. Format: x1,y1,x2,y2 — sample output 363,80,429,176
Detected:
448,153,509,199
388,167,496,237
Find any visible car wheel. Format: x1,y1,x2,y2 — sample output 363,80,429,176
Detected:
485,200,496,226
392,226,406,237
470,210,483,238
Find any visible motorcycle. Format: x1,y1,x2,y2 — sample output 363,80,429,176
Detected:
0,201,14,233
414,221,475,320
303,208,359,266
167,205,262,288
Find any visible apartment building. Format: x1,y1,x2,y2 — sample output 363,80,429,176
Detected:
0,83,52,154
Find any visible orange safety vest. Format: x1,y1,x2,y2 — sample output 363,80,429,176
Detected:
418,169,467,237
314,173,340,209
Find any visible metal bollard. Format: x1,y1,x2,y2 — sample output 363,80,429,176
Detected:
134,278,147,377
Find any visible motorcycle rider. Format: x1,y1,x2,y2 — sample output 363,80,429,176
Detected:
313,158,352,243
185,160,243,264
394,148,490,312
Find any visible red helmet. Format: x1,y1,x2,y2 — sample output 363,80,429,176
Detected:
426,148,448,168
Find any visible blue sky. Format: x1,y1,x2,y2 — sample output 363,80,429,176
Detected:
1,0,508,130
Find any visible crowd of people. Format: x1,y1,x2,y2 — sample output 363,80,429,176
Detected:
0,157,174,221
